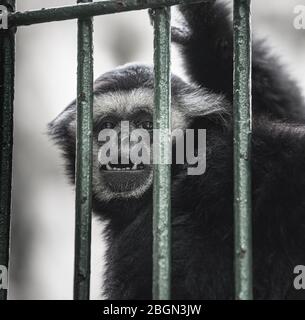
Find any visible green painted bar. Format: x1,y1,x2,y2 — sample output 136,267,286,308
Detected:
8,0,206,27
233,0,253,300
0,0,15,301
74,0,94,300
152,6,171,300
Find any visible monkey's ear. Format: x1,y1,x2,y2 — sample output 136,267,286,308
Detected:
48,100,76,147
176,86,231,126
48,101,77,180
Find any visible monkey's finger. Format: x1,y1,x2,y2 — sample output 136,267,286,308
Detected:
171,26,191,45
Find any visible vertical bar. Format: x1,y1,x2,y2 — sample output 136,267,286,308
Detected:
74,0,93,300
152,6,171,300
0,0,15,301
233,0,253,300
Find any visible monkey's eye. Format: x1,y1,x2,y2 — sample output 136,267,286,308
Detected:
101,121,116,130
139,121,153,130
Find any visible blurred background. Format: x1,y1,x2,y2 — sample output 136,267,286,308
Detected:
7,0,305,299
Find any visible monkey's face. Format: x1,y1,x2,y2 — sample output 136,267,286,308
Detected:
91,90,155,201
49,65,228,203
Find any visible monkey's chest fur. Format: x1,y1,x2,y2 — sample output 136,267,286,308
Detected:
99,174,305,300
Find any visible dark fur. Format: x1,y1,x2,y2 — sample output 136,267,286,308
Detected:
49,2,305,299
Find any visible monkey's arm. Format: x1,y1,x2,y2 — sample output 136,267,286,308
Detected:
174,1,305,121
173,1,232,98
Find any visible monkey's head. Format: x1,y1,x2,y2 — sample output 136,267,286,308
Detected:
48,64,228,204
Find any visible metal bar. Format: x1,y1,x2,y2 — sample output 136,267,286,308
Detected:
8,0,207,27
0,0,15,301
233,0,253,300
73,0,93,301
152,6,171,300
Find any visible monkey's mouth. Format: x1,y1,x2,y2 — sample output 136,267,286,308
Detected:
100,161,152,194
100,162,145,172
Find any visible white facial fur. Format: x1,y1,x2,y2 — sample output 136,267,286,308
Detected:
50,83,228,202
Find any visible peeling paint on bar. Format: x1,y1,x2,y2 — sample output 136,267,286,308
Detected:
8,0,207,27
152,6,171,300
74,0,94,301
233,0,253,300
0,0,15,301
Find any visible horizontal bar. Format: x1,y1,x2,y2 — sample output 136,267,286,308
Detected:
73,0,94,301
8,0,206,27
0,0,15,301
152,6,172,300
233,0,253,300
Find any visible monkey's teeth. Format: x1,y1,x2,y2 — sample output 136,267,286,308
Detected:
105,164,138,171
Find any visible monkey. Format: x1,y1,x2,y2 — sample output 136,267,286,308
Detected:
48,1,305,299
